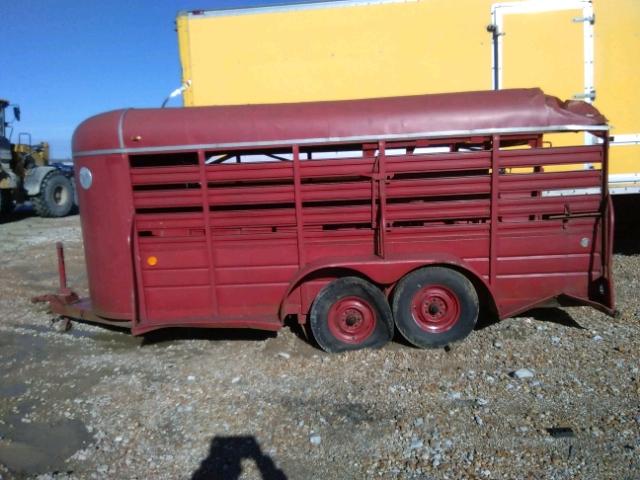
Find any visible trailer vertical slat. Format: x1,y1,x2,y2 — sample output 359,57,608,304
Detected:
198,149,219,315
490,135,500,286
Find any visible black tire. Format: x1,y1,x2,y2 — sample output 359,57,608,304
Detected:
392,267,478,349
32,171,74,218
309,276,394,353
0,190,14,215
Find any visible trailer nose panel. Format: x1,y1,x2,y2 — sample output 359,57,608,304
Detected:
74,154,135,320
73,112,135,321
72,110,124,154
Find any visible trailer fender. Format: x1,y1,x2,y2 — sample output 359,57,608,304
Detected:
279,253,498,321
24,166,57,196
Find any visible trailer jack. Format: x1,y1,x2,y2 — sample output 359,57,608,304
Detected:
32,243,133,330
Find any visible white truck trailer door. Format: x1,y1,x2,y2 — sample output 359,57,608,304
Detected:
490,0,640,193
490,0,593,102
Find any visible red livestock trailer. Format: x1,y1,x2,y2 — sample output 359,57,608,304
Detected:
36,88,615,352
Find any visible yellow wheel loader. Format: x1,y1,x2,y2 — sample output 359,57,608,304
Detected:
0,99,75,217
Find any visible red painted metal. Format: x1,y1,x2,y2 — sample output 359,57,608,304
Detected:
490,135,500,286
73,88,606,154
35,89,615,335
377,140,388,258
292,145,306,266
32,242,78,306
56,242,68,291
197,149,219,313
410,285,460,333
327,297,376,344
32,244,127,328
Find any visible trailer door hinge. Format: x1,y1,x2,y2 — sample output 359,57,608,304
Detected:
572,14,595,24
573,90,596,102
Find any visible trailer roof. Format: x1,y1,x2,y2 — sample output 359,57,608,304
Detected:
73,88,608,157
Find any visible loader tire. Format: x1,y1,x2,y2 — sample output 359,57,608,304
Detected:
32,171,74,218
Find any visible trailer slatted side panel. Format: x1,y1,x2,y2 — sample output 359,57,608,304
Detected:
127,137,605,325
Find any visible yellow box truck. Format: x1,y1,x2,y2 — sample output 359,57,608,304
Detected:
176,0,639,194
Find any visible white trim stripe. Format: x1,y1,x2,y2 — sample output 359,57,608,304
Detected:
117,109,129,150
74,123,608,158
594,133,640,146
610,134,640,146
609,172,640,194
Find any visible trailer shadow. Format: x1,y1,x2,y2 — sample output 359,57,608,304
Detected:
140,327,277,346
474,316,498,331
612,194,640,255
517,308,585,329
476,307,584,331
191,435,287,480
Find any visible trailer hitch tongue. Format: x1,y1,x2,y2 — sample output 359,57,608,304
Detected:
31,242,79,306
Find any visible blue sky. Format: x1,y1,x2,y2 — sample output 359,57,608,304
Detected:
2,0,333,159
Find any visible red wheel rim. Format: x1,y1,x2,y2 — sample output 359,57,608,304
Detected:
411,285,460,333
327,296,376,344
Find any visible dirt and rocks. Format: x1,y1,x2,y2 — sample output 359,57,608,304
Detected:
0,211,639,480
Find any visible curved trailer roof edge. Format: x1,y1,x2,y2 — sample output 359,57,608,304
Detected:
73,124,609,158
73,88,608,157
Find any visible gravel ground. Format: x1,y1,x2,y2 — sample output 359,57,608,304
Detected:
0,212,638,480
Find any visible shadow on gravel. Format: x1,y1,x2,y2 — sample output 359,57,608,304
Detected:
475,306,585,331
0,208,34,224
473,300,500,331
283,315,315,346
0,205,79,224
391,327,417,349
519,308,585,329
475,314,499,331
613,194,640,255
140,327,277,346
192,436,287,480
